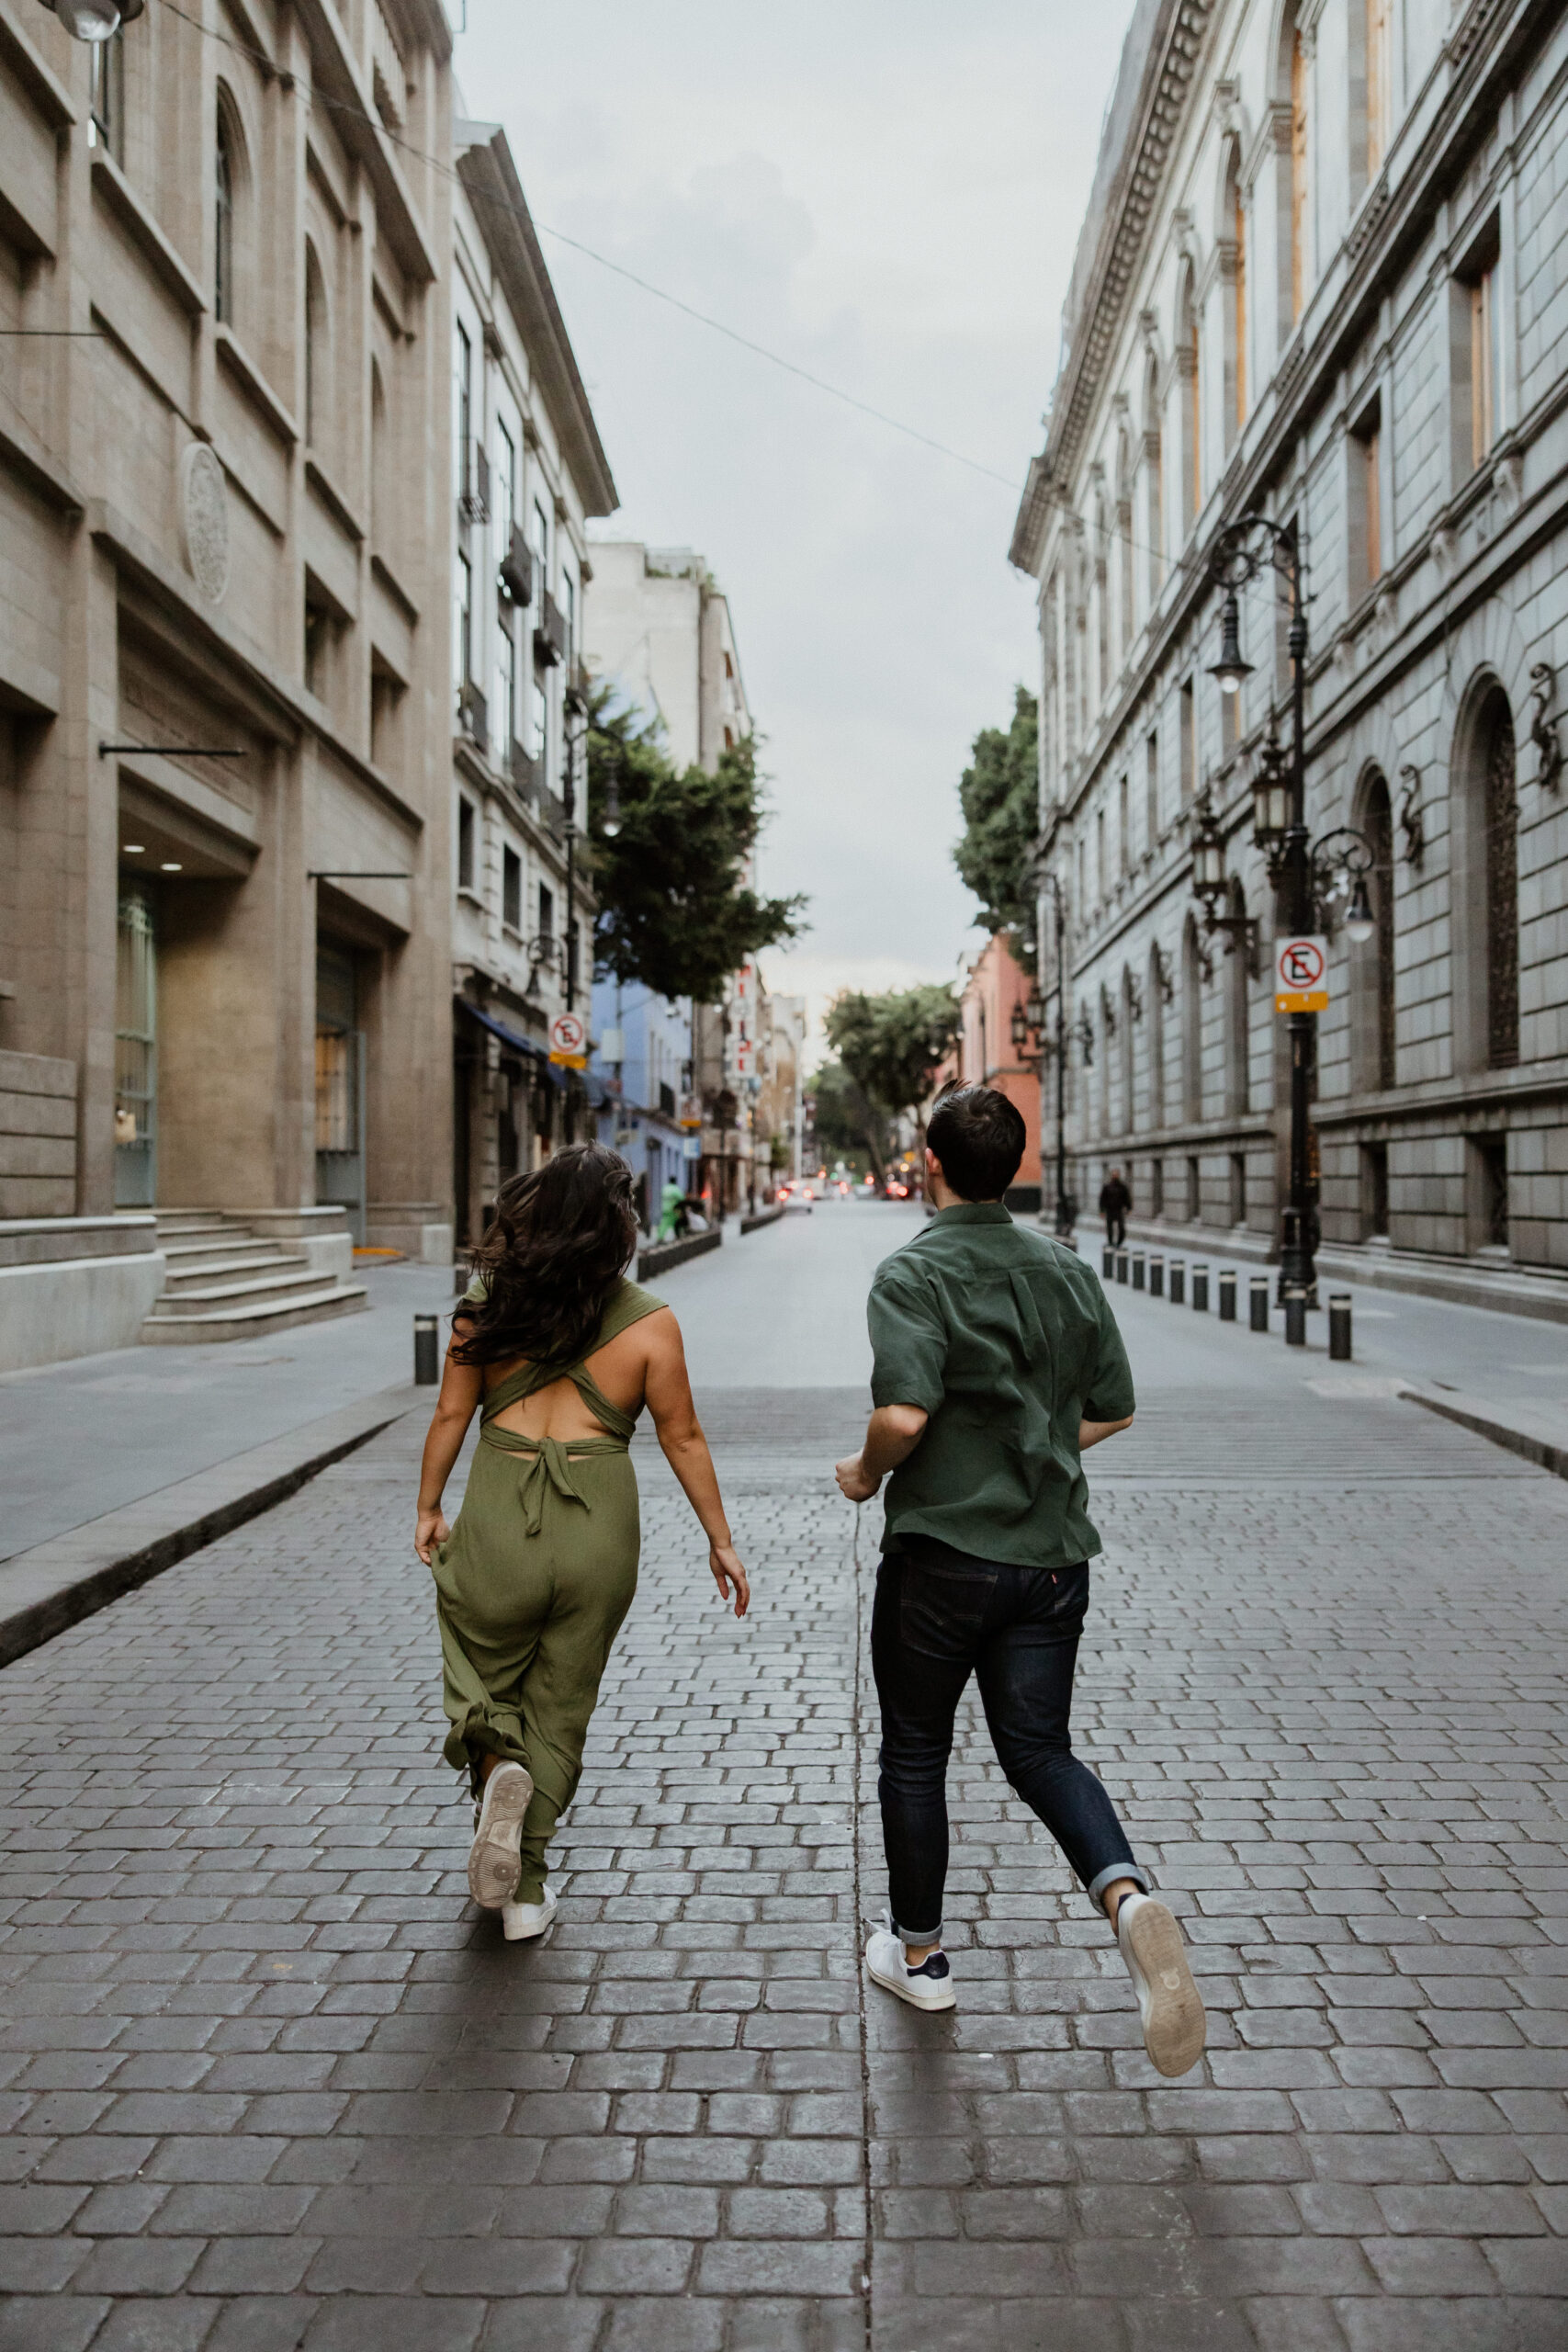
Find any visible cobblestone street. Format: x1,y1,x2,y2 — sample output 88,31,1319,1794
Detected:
3,1211,1568,2350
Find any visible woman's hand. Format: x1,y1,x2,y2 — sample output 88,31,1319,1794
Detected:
414,1508,450,1566
834,1453,880,1504
709,1543,750,1618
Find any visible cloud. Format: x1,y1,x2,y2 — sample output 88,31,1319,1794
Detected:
457,1,1135,994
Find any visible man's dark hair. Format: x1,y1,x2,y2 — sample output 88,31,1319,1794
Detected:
926,1081,1026,1202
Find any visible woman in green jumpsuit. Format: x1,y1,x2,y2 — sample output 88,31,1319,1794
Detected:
415,1146,748,1940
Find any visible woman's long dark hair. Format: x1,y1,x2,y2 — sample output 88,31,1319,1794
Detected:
452,1144,639,1369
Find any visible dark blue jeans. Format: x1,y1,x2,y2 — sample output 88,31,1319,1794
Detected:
872,1539,1147,1942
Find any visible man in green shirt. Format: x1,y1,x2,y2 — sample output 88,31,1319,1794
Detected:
835,1081,1204,2076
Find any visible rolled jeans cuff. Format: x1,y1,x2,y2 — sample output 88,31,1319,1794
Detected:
889,1915,942,1945
1086,1860,1150,1909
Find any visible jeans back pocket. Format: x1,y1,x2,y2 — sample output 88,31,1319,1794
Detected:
899,1560,998,1662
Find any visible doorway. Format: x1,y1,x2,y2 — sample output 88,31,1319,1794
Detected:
115,884,157,1206
315,946,366,1243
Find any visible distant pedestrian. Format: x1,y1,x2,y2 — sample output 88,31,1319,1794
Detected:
416,1146,748,1940
1100,1166,1132,1249
655,1175,689,1241
835,1083,1204,2076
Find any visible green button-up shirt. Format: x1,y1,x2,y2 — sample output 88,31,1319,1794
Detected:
868,1203,1135,1568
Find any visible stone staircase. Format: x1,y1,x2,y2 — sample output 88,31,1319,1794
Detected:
141,1210,368,1344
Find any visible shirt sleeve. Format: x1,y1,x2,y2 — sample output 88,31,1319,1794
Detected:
1082,1282,1135,1421
868,1266,949,1416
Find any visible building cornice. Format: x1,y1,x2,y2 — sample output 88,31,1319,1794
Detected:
457,129,618,521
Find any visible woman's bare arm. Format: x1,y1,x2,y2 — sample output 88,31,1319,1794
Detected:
415,1329,484,1564
641,1311,750,1618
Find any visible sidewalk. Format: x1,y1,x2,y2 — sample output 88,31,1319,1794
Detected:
0,1258,456,1565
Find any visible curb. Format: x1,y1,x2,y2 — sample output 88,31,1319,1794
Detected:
637,1229,722,1279
0,1385,421,1669
1404,1387,1568,1482
739,1205,785,1235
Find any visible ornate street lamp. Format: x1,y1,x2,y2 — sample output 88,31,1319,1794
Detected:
1207,590,1253,696
1312,827,1378,942
39,0,141,37
1190,793,1228,912
1250,734,1292,857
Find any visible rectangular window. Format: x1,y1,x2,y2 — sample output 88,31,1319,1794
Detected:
1179,678,1196,803
1145,731,1159,851
88,31,124,161
537,882,554,942
1118,775,1130,876
1366,0,1392,179
1350,401,1382,600
1095,807,1106,903
560,571,576,667
454,548,472,696
532,499,549,594
457,798,476,891
304,595,329,699
1470,262,1498,469
454,323,471,503
531,676,548,772
502,845,522,933
496,616,516,755
494,422,515,532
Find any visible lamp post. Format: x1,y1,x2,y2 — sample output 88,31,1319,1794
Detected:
39,0,141,36
1201,514,1320,1302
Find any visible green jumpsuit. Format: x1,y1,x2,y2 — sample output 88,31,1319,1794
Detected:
431,1278,668,1904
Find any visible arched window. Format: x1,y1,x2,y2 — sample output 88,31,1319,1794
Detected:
1224,880,1249,1115
1100,989,1113,1138
1290,19,1309,324
1181,914,1203,1123
1480,688,1519,1069
304,242,328,449
1356,769,1396,1091
1178,265,1201,533
1143,350,1164,604
1121,967,1136,1133
215,101,236,324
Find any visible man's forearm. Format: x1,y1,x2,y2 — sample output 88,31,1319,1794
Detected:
861,1404,929,1480
1079,1413,1134,1452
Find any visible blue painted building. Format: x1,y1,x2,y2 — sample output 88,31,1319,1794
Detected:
591,980,695,1227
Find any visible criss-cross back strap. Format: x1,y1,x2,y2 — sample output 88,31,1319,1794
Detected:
477,1277,668,1431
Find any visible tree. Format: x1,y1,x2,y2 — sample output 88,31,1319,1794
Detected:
809,1058,885,1177
953,685,1039,963
825,983,961,1181
586,693,807,1003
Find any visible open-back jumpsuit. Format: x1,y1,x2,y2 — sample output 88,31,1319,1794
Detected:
431,1278,667,1905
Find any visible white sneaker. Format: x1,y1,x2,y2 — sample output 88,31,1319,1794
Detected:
502,1885,558,1942
1117,1892,1206,2076
864,1926,956,2012
467,1761,534,1909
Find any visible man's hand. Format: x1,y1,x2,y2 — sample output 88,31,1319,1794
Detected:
835,1453,880,1503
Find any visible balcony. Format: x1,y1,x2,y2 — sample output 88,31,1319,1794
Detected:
457,681,489,755
564,655,592,717
510,741,539,800
500,525,533,607
534,589,567,668
457,439,489,528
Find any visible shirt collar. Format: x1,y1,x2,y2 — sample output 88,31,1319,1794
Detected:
933,1202,1012,1226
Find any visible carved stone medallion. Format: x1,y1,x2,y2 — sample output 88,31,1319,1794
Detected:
180,440,231,604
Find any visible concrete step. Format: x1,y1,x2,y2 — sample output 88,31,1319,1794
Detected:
141,1284,369,1345
145,1264,330,1314
159,1241,296,1277
160,1252,312,1294
153,1213,245,1235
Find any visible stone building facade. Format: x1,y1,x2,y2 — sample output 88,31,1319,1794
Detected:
447,113,615,1249
1011,0,1568,1306
2,0,457,1352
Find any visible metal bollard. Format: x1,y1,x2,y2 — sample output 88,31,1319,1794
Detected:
1169,1260,1185,1306
1250,1275,1270,1332
1328,1292,1353,1361
1115,1250,1129,1283
1218,1268,1236,1322
1191,1263,1209,1312
1149,1253,1164,1298
413,1312,440,1386
1132,1250,1145,1292
1102,1244,1114,1278
1284,1283,1308,1346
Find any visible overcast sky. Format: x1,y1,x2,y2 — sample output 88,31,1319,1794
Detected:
453,1,1137,1054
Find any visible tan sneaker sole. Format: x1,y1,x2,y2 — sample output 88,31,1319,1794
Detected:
1122,1899,1206,2076
468,1762,534,1908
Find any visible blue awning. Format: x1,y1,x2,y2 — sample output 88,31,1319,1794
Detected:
457,999,562,1087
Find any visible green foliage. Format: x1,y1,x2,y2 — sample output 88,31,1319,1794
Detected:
825,984,961,1127
808,1060,884,1179
953,685,1039,966
586,693,807,1005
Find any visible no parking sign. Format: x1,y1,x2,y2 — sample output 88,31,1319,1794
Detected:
1275,934,1329,1013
